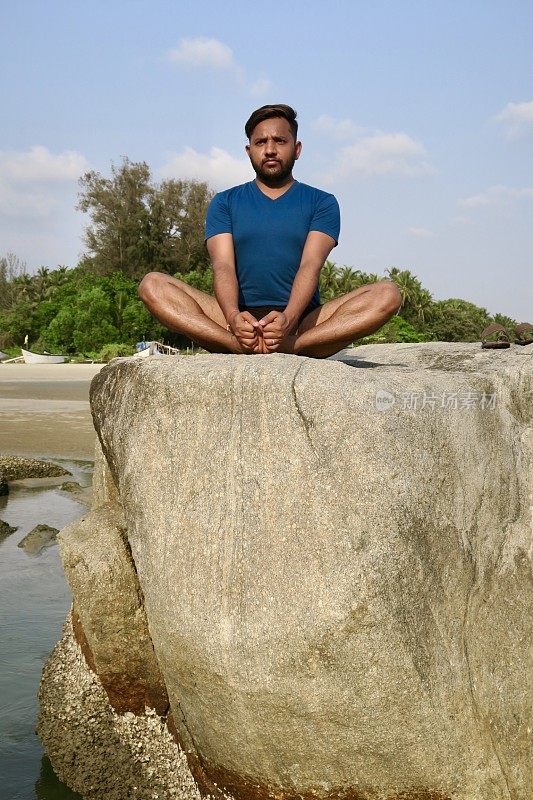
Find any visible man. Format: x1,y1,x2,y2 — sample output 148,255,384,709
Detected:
139,104,401,358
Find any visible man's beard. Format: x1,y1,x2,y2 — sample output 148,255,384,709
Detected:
250,153,297,187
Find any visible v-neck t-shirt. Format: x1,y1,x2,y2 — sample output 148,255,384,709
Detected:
205,180,340,309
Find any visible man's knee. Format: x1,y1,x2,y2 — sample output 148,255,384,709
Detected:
138,271,165,304
375,280,402,316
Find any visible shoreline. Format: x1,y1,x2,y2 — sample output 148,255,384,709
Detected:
0,363,104,459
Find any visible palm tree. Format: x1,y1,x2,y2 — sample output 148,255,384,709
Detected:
32,267,51,302
386,267,432,325
412,288,434,326
12,273,34,302
319,260,340,301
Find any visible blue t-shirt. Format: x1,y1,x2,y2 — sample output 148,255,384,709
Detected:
205,180,340,309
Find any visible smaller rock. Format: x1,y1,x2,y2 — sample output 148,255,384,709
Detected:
0,519,18,539
61,482,92,507
18,524,59,555
0,476,8,497
61,481,82,493
0,456,70,481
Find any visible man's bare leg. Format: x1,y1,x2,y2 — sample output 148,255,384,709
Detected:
138,272,241,353
290,281,402,358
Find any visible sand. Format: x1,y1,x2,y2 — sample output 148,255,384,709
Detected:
0,363,105,459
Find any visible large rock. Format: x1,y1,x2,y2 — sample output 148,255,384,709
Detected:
58,500,168,714
40,344,533,800
37,617,199,800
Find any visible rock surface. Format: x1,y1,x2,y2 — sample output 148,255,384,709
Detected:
60,479,93,506
59,500,168,713
18,523,59,555
60,480,83,492
0,519,17,539
0,455,69,480
39,344,533,800
37,617,200,800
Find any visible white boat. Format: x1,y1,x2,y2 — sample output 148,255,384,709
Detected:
21,348,66,364
134,341,180,357
134,341,161,357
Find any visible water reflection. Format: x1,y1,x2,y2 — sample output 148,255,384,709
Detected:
34,757,82,800
0,459,92,800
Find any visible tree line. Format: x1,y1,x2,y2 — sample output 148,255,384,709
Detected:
0,158,517,358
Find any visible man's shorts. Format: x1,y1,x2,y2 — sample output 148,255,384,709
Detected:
238,303,320,329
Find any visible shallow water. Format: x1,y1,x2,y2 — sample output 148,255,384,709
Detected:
0,459,93,800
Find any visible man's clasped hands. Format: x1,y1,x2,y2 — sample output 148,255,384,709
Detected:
228,310,294,354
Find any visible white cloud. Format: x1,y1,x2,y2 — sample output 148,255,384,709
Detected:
249,77,272,97
312,115,433,181
407,227,434,238
458,185,533,208
165,37,271,96
159,147,252,189
0,146,88,220
313,115,365,140
166,37,237,71
326,132,432,181
0,146,88,184
494,100,533,138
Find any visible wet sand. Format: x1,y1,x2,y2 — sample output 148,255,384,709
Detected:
0,364,105,459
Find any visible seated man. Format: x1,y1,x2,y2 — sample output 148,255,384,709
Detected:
139,104,401,358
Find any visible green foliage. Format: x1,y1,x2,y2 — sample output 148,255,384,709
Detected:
386,267,433,327
425,298,492,342
78,158,214,279
1,259,517,351
357,314,427,345
120,299,157,341
0,252,27,310
0,172,521,360
178,268,214,294
319,261,378,303
0,300,36,344
72,288,120,352
27,268,166,352
98,343,136,362
492,312,518,340
0,344,21,358
39,307,76,351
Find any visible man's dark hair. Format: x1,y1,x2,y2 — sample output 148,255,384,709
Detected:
245,104,298,140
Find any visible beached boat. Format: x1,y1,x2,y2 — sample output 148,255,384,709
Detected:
134,341,180,357
21,348,66,364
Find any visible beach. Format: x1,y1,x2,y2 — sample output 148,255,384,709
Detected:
0,363,105,798
0,363,104,459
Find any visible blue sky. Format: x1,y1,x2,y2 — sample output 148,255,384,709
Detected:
2,0,532,320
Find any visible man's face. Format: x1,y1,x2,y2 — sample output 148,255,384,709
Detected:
246,117,302,187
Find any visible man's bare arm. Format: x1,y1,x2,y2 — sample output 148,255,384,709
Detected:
207,233,240,324
207,232,260,352
259,231,336,348
284,231,336,328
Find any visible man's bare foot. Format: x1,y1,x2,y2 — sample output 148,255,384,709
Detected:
230,331,297,355
231,333,263,354
230,334,246,354
276,334,297,354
